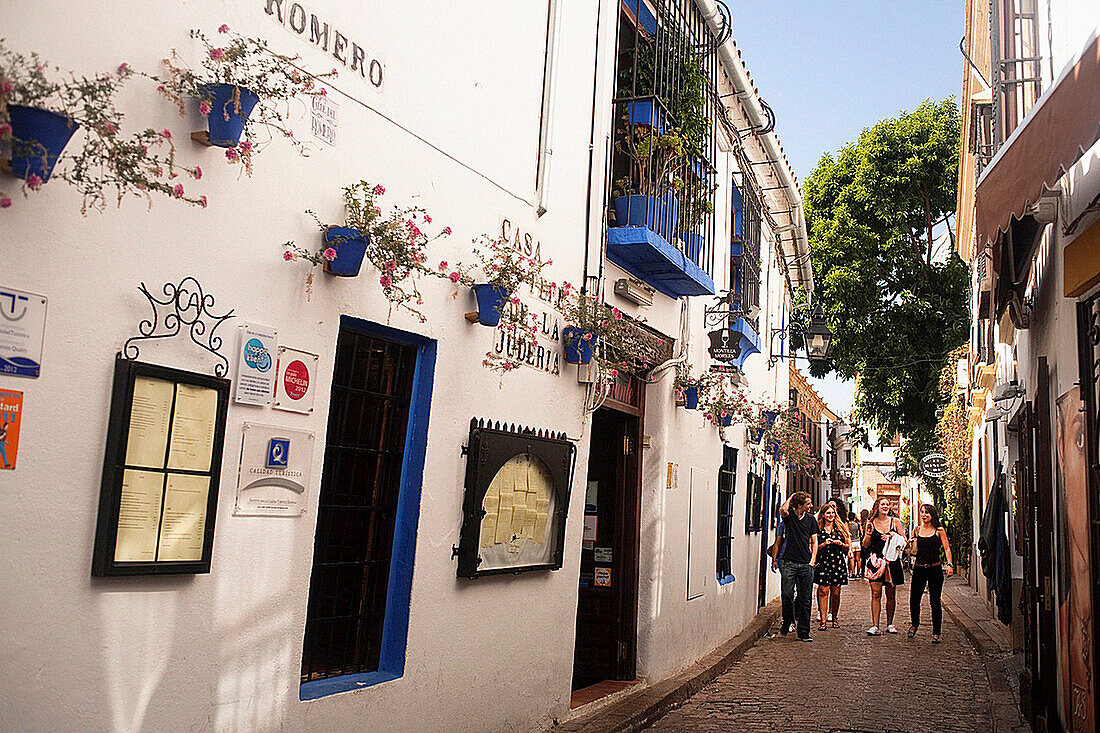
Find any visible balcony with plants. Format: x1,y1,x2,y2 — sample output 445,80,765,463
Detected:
605,0,722,299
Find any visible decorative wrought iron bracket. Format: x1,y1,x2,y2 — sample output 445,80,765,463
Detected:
121,277,236,377
704,291,744,328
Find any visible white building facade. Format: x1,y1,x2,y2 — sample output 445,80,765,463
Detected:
0,1,809,730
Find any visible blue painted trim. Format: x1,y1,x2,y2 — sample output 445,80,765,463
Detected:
621,0,657,34
606,226,715,298
763,464,773,537
717,573,736,586
300,316,436,701
730,317,761,369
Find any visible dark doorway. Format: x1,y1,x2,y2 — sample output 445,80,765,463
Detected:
572,406,642,691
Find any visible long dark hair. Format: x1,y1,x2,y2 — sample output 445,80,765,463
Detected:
920,503,941,529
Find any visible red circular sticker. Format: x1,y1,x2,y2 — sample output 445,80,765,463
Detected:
283,360,310,400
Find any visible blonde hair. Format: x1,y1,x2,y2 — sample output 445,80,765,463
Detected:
818,501,850,541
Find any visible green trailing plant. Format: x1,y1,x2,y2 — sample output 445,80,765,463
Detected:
0,43,204,212
559,290,665,376
760,406,819,474
613,123,686,199
622,33,710,152
698,377,754,429
283,181,457,320
677,177,716,232
472,235,550,374
154,24,337,174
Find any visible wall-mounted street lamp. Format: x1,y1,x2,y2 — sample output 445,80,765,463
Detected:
767,305,833,368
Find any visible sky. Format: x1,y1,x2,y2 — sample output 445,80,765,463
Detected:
725,0,966,417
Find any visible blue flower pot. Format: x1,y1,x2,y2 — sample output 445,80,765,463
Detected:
719,413,733,427
625,99,668,132
612,192,679,240
763,410,778,427
472,284,511,327
7,105,79,183
563,326,598,364
322,227,368,277
201,83,260,148
682,385,699,409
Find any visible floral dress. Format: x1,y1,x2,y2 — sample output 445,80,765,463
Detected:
814,528,849,586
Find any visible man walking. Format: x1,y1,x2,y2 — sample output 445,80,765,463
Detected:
779,491,818,641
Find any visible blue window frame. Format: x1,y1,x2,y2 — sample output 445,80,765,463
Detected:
299,316,436,700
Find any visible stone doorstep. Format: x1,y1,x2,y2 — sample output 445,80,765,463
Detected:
551,598,782,733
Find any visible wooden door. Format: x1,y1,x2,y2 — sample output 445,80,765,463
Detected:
1034,357,1060,729
573,407,641,688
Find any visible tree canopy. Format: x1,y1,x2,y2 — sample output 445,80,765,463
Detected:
803,98,968,471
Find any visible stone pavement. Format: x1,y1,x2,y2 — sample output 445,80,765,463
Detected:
644,575,1024,733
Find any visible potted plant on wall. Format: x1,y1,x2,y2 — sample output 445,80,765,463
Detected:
0,44,205,211
467,235,547,328
700,377,754,428
154,25,336,174
558,286,607,365
760,406,818,472
673,368,705,409
283,181,457,321
611,122,686,241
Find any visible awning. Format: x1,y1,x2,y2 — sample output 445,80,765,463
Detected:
975,33,1100,246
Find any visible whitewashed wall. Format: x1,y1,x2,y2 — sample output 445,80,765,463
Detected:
0,1,795,731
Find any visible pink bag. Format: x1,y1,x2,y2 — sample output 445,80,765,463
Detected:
864,553,887,581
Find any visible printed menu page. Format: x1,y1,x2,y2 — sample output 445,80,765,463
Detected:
114,469,165,562
167,383,218,472
156,473,210,562
124,377,173,469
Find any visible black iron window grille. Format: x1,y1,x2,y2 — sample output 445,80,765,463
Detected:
745,471,764,534
717,446,737,577
732,179,762,326
609,0,722,273
300,328,418,684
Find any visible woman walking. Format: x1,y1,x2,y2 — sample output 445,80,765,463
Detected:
863,497,907,635
815,502,850,629
848,513,862,579
908,504,954,643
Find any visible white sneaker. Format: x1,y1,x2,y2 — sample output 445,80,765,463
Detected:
827,613,833,622
886,624,898,634
867,626,881,636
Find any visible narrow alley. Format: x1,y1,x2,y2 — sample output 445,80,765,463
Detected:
641,577,1027,733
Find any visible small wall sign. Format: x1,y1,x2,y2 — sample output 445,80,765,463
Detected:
594,567,611,587
274,346,319,413
593,546,612,563
0,389,23,469
311,95,338,146
0,286,47,378
234,323,278,406
234,423,314,516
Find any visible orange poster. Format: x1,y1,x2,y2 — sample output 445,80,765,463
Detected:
0,389,21,470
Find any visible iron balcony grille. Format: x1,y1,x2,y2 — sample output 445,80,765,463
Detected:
610,0,722,275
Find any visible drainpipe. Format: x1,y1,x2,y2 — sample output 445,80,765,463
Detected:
534,0,561,217
695,0,813,294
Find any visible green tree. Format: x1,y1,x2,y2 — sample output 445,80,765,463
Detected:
803,99,968,475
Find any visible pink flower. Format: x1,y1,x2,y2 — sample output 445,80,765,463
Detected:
198,100,212,116
199,195,208,208
320,88,327,97
439,260,448,271
117,62,131,75
173,183,185,198
331,68,339,77
192,166,203,180
373,184,385,196
209,48,226,62
160,128,172,139
0,80,13,95
102,121,118,135
380,273,393,288
384,259,397,272
449,272,461,283
225,147,239,162
239,141,252,153
283,250,296,261
442,226,452,235
218,23,230,33
0,196,11,208
424,214,432,224
26,174,42,191
0,123,11,139
611,307,623,320
304,78,314,91
323,247,337,261
609,369,619,378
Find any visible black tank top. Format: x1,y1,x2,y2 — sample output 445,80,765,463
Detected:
915,533,940,565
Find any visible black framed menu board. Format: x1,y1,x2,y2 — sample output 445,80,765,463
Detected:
92,357,230,576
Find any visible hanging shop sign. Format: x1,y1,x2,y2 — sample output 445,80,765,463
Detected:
919,453,949,479
273,346,319,414
707,328,742,362
92,357,230,576
0,286,47,378
0,389,23,470
234,422,314,516
234,323,278,406
454,418,577,578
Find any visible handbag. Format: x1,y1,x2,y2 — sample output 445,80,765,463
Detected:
864,553,887,581
882,530,906,562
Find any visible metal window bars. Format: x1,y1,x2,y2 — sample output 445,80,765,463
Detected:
610,0,721,275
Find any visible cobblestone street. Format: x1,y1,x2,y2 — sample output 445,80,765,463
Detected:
645,576,1005,732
